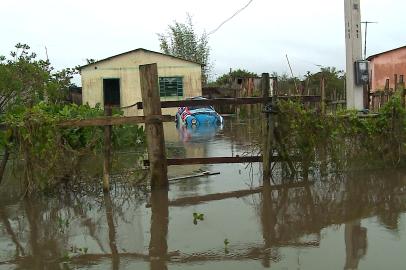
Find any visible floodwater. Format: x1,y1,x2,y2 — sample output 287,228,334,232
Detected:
1,116,406,269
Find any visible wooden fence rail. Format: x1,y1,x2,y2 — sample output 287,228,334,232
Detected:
58,115,174,127
143,156,262,166
136,95,322,110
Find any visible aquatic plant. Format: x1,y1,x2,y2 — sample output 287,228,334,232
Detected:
193,212,204,225
224,238,230,254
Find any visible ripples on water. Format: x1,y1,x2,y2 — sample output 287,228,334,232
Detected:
1,116,406,270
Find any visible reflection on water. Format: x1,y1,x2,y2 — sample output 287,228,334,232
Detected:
1,117,406,269
176,124,223,143
149,190,169,270
344,221,367,270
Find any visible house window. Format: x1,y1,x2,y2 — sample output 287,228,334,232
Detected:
159,77,183,97
103,78,120,106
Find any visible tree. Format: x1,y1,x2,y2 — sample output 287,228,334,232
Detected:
158,15,211,84
304,67,345,96
0,43,75,114
214,69,258,86
271,67,345,96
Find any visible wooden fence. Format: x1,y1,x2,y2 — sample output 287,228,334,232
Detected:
202,76,346,114
0,63,337,192
369,86,406,112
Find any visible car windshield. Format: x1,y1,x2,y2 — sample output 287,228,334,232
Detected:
188,106,214,111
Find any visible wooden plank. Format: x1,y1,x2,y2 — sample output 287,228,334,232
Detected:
136,96,321,109
58,115,174,127
144,156,261,166
143,155,301,166
140,63,168,189
137,97,267,109
169,171,220,182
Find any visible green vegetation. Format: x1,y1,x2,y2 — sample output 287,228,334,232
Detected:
193,212,204,225
1,102,145,194
0,44,145,194
272,93,406,177
213,69,258,86
224,238,230,254
0,43,75,113
158,14,211,84
271,67,345,97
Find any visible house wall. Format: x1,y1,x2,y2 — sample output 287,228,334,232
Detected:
369,48,406,91
81,50,202,115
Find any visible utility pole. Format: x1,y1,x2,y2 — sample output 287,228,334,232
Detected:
45,46,49,62
344,0,364,110
361,21,378,60
285,54,298,92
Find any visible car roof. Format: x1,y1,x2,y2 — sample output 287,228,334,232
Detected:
187,96,207,100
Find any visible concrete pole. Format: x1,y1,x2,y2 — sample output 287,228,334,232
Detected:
344,0,364,110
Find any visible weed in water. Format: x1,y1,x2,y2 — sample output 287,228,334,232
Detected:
224,238,230,254
193,212,204,225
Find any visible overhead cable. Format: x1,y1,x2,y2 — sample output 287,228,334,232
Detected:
207,0,254,35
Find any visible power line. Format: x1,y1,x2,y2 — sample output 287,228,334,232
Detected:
207,0,254,36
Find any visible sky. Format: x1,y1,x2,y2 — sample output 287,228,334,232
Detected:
1,0,405,84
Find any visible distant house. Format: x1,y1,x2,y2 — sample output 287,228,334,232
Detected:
367,46,406,91
68,86,82,105
79,48,202,115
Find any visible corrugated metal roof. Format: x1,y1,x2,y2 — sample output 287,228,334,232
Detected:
367,45,406,61
79,48,203,70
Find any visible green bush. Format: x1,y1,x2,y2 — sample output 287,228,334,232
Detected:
273,94,406,176
1,103,145,193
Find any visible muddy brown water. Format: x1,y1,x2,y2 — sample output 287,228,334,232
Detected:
1,116,406,270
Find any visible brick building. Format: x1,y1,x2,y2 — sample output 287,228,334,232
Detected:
367,46,406,91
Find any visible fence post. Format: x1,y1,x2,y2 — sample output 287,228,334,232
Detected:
103,105,112,192
371,93,375,112
140,63,168,189
272,77,278,98
261,73,271,182
400,74,405,108
320,76,326,114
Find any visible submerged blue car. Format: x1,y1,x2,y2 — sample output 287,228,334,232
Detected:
176,97,224,127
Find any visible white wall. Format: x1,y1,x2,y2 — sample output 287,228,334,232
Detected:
81,50,202,116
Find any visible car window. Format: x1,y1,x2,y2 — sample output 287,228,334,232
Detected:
189,106,214,110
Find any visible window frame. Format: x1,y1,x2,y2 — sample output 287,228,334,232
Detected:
159,76,184,98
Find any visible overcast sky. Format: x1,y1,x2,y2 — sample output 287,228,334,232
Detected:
1,0,405,84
